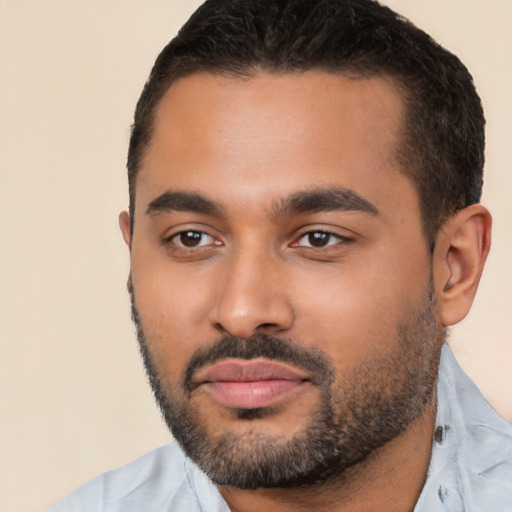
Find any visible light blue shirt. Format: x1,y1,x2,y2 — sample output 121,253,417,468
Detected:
48,345,512,511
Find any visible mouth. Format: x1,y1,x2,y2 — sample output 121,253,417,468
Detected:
193,358,312,409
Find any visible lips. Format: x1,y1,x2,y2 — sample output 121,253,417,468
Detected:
193,358,311,409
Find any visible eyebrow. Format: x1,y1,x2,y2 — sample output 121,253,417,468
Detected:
146,191,224,217
273,187,379,217
145,187,379,220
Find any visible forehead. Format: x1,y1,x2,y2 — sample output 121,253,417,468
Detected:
135,70,416,220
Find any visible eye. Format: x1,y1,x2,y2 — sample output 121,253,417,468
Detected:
295,231,347,248
170,230,216,248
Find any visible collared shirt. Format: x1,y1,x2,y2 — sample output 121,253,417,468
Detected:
415,345,512,511
47,345,512,511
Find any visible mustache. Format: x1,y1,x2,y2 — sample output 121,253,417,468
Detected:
182,333,334,393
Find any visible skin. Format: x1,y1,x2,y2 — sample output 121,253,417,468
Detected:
120,71,491,511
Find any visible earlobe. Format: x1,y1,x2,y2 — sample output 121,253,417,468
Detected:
433,204,491,326
119,210,132,249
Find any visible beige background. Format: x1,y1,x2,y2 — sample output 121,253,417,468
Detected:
0,1,510,511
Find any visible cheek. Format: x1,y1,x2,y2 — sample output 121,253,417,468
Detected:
292,249,431,368
130,253,218,380
294,274,396,369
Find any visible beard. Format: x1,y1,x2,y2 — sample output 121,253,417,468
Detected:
131,281,444,490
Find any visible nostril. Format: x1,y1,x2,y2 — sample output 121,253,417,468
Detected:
210,290,295,338
213,322,231,336
258,322,278,329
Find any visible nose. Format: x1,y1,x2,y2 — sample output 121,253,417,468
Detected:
209,249,295,338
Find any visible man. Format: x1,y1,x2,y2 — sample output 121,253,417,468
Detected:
48,0,512,510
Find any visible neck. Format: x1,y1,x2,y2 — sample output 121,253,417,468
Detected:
219,399,436,512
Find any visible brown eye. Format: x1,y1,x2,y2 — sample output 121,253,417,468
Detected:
308,232,330,247
172,230,214,248
296,231,346,248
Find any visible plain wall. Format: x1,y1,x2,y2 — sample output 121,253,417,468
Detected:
0,1,510,511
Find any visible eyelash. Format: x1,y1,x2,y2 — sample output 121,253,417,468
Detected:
164,229,352,253
292,230,352,249
165,230,220,250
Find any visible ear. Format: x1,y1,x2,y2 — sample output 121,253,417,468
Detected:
119,210,132,249
433,204,491,326
119,211,134,294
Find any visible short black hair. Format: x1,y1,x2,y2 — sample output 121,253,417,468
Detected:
127,0,484,246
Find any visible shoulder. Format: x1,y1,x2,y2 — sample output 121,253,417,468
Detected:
447,348,512,508
418,345,512,511
46,443,226,512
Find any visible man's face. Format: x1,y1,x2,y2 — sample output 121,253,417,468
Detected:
124,71,444,488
